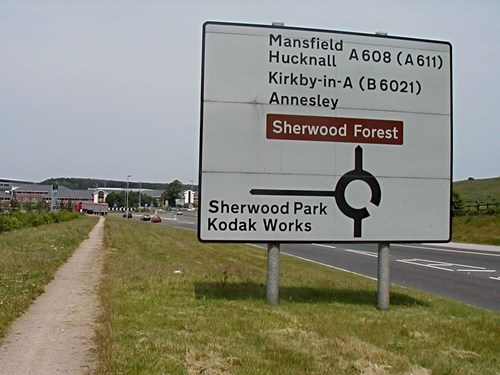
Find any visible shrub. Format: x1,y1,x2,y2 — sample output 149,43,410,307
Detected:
0,211,79,234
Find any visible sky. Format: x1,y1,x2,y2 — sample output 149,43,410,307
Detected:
1,0,499,184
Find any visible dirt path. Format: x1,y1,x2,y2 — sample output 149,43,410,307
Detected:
0,217,105,375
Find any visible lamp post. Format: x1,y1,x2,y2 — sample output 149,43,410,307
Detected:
126,175,131,213
139,180,142,210
190,179,194,205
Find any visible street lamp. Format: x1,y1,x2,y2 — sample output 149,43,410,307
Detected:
139,181,142,210
126,175,131,212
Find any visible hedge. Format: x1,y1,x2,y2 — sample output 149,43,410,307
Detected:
0,211,80,234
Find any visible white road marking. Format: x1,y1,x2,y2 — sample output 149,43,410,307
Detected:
456,269,495,273
397,258,496,273
283,252,378,281
258,243,500,280
313,244,499,277
397,258,454,271
313,244,337,249
313,243,500,258
395,244,500,257
345,249,378,257
247,244,377,281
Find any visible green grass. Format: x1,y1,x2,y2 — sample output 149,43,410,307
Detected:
96,217,500,375
452,215,500,245
1,214,498,373
0,215,99,338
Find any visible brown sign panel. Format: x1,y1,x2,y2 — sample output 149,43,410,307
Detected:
266,114,403,145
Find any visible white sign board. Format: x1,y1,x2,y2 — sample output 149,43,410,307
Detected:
199,22,452,242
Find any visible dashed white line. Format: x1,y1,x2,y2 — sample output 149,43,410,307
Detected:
395,244,500,257
345,249,378,257
247,244,377,281
457,269,495,273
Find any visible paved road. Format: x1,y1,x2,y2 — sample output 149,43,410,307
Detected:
158,212,500,311
278,242,500,311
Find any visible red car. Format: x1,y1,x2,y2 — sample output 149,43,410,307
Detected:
151,215,161,223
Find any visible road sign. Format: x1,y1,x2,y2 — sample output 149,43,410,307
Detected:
199,22,452,242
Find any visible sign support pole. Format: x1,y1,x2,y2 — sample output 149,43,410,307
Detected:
376,31,391,311
264,21,285,307
267,242,280,305
377,242,390,310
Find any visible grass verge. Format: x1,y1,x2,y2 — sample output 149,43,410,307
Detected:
0,215,99,338
452,215,500,245
97,217,499,374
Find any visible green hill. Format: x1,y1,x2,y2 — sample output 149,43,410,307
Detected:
453,177,500,204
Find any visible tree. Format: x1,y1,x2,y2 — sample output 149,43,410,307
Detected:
105,191,155,209
106,192,125,208
452,190,464,216
138,193,153,208
163,180,183,207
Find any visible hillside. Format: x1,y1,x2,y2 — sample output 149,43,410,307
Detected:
453,176,500,204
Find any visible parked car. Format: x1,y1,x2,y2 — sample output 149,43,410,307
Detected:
176,209,183,215
140,214,151,221
151,215,161,223
123,212,132,218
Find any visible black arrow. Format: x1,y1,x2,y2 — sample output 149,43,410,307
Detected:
249,146,381,238
335,146,381,237
250,189,335,197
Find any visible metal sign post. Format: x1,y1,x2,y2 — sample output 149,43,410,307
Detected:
377,242,390,310
267,242,280,305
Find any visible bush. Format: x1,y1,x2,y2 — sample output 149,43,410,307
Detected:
0,216,23,233
0,211,79,234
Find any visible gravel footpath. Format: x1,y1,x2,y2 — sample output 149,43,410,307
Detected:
0,217,105,375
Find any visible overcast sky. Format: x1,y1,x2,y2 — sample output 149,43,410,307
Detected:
1,0,498,184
